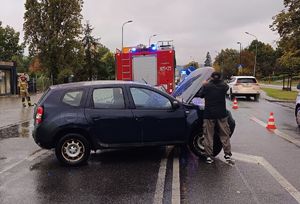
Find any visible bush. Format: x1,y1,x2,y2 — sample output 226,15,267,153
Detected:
36,75,51,92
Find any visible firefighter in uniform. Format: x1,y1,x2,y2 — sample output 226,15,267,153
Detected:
18,75,33,107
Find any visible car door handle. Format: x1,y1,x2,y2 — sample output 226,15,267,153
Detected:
135,117,144,121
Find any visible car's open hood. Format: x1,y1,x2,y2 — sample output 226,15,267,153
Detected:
172,67,215,103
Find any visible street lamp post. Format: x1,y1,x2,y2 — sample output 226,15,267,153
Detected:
122,20,133,50
245,32,258,77
237,42,242,66
148,34,157,47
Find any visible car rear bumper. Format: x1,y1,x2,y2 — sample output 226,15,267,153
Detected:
231,91,260,95
32,126,54,149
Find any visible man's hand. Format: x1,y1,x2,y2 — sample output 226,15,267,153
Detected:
202,80,209,85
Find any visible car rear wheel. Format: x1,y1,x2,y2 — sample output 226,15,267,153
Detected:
296,107,300,127
254,94,260,102
55,133,90,166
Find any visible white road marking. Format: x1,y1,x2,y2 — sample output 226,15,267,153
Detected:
0,149,49,175
229,152,300,204
153,147,171,204
250,116,300,147
172,155,180,204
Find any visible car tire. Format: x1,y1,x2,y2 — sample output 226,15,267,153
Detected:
189,129,206,159
189,110,236,158
254,94,260,102
296,107,300,127
229,89,235,101
55,133,91,166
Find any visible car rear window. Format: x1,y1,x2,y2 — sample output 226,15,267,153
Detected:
92,88,125,109
237,78,257,83
62,90,83,107
37,88,51,104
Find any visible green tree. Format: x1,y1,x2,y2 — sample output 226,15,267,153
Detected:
0,21,24,61
270,0,300,75
101,52,115,79
214,49,239,79
12,55,32,73
96,44,111,79
247,40,277,78
81,22,101,80
204,52,212,67
184,61,199,68
23,0,84,84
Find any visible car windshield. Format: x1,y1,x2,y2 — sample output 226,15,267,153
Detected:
237,78,257,83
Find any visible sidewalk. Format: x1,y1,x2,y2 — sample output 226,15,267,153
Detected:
0,93,43,128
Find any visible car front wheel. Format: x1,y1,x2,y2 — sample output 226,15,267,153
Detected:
189,130,206,159
189,110,236,158
55,133,91,166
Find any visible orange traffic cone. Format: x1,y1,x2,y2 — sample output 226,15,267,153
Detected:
266,112,277,130
232,98,238,109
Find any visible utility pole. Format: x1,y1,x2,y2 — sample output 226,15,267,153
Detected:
245,32,258,77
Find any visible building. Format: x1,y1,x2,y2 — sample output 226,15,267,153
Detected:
0,61,17,95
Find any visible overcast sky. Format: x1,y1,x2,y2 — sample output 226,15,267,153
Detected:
1,0,284,65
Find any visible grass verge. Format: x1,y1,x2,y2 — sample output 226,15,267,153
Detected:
262,88,298,101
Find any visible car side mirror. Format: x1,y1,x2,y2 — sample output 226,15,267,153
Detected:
172,101,180,109
297,83,300,90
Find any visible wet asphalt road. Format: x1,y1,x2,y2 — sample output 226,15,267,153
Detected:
1,96,300,204
0,94,42,128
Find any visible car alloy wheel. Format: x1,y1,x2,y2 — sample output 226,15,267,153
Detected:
62,139,85,162
55,133,90,166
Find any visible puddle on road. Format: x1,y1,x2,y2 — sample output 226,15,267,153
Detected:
0,121,33,140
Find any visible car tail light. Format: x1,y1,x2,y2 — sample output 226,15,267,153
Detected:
35,106,44,124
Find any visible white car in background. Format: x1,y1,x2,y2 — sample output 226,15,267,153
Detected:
227,76,260,101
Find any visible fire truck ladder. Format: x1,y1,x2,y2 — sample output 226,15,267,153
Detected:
121,53,131,81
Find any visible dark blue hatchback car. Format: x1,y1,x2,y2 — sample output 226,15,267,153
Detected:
33,67,235,166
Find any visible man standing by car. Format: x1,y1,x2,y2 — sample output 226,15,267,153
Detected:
198,72,232,164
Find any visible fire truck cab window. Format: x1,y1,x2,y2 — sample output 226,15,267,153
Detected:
130,88,171,109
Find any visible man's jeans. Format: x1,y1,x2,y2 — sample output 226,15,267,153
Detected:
203,117,232,157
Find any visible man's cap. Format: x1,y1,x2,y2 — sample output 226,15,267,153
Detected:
211,72,222,80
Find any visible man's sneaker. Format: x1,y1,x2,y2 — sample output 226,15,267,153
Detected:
206,157,214,164
224,154,232,162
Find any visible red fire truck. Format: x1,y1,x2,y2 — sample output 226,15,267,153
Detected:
115,41,176,94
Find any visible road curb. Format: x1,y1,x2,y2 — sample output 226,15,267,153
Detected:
0,120,31,130
264,98,294,103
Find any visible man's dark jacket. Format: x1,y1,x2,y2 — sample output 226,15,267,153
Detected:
197,79,229,119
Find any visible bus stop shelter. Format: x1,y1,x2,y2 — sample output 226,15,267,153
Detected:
0,61,17,95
